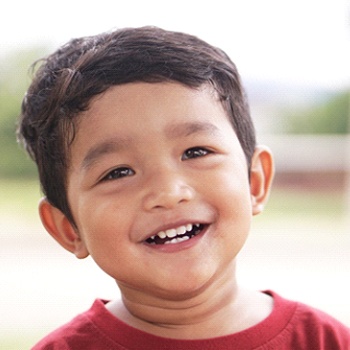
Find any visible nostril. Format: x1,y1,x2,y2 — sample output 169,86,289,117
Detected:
143,182,194,211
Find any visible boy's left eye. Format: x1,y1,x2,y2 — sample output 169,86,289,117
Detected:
181,147,211,160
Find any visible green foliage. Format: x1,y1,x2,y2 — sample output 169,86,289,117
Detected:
285,90,350,134
0,47,48,178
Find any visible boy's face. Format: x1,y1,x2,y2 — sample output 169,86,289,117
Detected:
45,82,271,299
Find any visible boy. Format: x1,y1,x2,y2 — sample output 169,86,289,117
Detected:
18,26,350,349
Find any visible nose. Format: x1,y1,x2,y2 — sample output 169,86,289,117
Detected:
142,168,194,211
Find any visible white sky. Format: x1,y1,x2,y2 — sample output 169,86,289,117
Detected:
1,0,350,89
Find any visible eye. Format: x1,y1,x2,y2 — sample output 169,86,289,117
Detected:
182,147,211,160
101,167,135,181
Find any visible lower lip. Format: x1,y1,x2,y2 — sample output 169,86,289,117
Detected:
143,226,208,253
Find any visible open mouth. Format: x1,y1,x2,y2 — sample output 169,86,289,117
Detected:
145,223,206,245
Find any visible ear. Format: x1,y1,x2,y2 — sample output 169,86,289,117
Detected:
249,145,274,216
39,198,89,259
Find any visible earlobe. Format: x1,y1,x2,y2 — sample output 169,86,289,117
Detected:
39,198,89,259
250,145,274,215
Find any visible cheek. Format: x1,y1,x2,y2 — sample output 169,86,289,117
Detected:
76,204,134,277
74,198,128,250
208,168,252,241
209,166,252,211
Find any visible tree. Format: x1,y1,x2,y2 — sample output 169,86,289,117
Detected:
285,90,350,134
0,46,48,178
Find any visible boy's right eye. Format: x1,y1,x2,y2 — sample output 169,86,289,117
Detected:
101,167,135,181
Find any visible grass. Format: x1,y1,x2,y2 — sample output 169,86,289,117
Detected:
253,186,348,235
0,177,346,225
266,186,345,218
1,178,347,250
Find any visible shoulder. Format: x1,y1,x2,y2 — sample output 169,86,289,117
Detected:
293,299,350,340
267,291,350,348
31,299,116,350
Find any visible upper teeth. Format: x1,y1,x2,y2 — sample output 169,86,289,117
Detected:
150,223,200,240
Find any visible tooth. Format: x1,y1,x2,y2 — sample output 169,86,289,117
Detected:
157,223,201,241
165,229,177,238
176,226,187,235
169,238,178,244
158,231,166,239
186,224,193,232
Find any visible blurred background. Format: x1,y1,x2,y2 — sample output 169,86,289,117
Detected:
1,0,350,348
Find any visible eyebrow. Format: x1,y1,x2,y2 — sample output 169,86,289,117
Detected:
81,137,132,171
81,121,220,171
164,121,220,139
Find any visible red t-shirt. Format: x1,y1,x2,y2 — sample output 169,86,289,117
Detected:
32,291,350,349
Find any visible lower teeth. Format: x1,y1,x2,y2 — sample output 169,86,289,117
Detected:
164,236,190,245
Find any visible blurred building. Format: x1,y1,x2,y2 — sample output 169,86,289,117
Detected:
262,134,349,191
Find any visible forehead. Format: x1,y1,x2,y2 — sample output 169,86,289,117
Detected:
69,82,236,166
85,81,220,117
75,81,228,134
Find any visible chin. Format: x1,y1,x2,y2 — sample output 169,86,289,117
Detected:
151,266,224,301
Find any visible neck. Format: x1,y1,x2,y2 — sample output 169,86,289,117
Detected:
106,262,272,339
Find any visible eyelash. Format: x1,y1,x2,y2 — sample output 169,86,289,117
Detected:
182,147,212,160
102,167,135,181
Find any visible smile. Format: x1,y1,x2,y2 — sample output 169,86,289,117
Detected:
145,223,205,245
